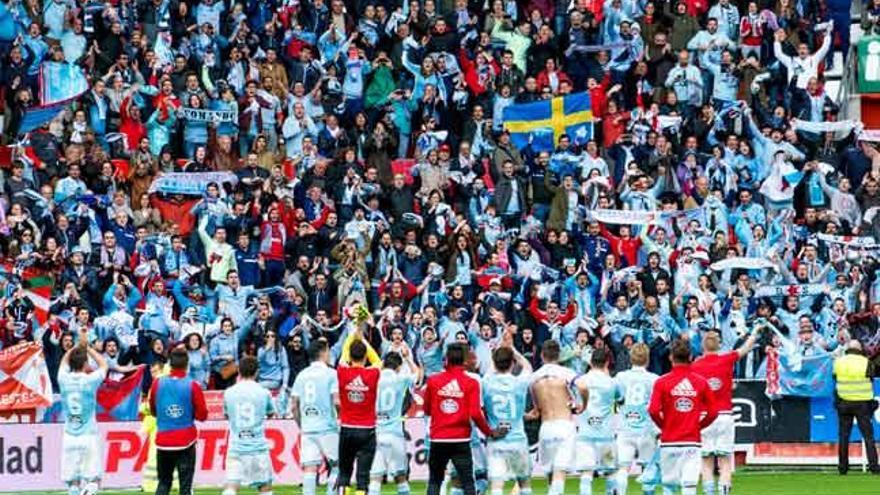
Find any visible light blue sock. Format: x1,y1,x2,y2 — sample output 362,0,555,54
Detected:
704,479,717,495
475,477,488,495
303,472,317,495
605,477,617,495
397,482,411,495
580,473,593,495
451,488,464,495
67,486,79,495
325,467,338,495
520,489,532,495
616,469,630,495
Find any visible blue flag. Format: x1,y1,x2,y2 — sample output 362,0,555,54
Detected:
39,61,89,105
19,102,67,133
0,2,18,42
777,351,835,398
502,92,594,152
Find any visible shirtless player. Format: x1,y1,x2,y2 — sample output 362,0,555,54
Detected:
529,340,586,495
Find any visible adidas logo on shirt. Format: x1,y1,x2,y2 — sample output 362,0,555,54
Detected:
671,378,697,397
346,375,370,392
438,379,464,398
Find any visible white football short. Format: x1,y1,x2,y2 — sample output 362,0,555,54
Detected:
371,433,408,477
701,413,735,456
617,433,658,467
574,439,616,472
61,432,102,484
300,432,339,467
226,451,272,487
659,445,701,490
487,440,532,482
538,419,576,474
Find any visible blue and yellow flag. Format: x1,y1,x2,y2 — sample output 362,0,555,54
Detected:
502,92,593,152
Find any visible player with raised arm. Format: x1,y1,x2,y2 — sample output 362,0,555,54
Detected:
58,330,109,495
369,344,422,495
482,339,534,495
336,330,382,495
223,355,276,495
291,340,340,495
529,340,583,495
691,328,759,495
649,339,719,495
613,343,660,495
573,347,618,495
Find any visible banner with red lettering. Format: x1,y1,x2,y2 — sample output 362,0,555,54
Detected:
0,342,53,412
0,420,430,491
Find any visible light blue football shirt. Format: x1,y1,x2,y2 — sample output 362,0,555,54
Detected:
291,361,339,434
576,370,616,441
376,368,415,437
224,379,275,454
614,366,659,436
482,371,531,445
58,367,106,436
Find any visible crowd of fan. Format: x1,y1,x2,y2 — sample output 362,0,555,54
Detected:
0,0,876,407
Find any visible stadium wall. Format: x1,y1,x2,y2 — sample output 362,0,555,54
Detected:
3,381,880,491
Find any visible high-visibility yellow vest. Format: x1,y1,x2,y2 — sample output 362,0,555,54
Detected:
834,354,874,401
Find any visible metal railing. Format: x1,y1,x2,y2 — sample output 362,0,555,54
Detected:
837,44,858,121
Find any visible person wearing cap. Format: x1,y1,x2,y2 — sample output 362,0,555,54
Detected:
491,129,523,180
833,340,880,475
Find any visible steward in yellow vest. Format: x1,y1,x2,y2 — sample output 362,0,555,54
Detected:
832,340,880,475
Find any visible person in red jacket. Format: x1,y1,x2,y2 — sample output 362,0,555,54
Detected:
648,339,718,495
692,329,759,495
424,343,505,495
535,58,571,95
149,346,208,495
336,337,381,495
599,223,642,267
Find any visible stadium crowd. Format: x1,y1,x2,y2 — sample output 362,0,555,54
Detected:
0,0,875,410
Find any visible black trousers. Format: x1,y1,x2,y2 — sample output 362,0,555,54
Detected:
426,441,475,495
337,426,377,492
155,445,196,495
837,400,880,473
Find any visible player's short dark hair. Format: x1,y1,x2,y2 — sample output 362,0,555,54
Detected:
493,346,514,372
590,347,608,368
446,343,468,366
349,339,368,362
308,340,328,362
671,339,692,364
169,346,189,370
69,347,88,372
383,352,403,370
541,340,561,362
239,356,258,378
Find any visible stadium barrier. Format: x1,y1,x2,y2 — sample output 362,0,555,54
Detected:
3,382,879,490
0,419,431,491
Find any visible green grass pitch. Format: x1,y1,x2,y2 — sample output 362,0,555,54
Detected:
18,471,880,494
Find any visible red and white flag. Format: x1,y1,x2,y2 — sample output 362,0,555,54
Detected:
0,341,53,411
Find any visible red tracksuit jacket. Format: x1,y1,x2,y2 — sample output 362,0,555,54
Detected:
337,366,380,428
424,365,492,442
648,363,718,446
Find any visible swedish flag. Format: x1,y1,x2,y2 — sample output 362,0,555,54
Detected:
502,93,594,152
